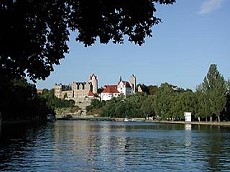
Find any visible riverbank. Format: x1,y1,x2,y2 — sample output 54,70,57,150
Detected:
1,119,46,126
57,116,147,122
154,120,230,127
56,116,230,126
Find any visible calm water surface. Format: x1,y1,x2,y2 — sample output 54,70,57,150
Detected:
0,120,230,171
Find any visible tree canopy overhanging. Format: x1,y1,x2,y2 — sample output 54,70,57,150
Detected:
0,0,175,81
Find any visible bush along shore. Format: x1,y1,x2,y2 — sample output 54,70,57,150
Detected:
1,64,229,124
86,65,230,123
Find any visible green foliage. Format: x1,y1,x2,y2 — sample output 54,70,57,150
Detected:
87,65,230,120
0,0,175,81
226,80,230,120
100,93,149,118
153,83,175,120
225,92,230,121
86,65,229,122
141,95,155,117
0,76,52,121
201,64,227,121
195,84,211,120
227,79,230,91
86,99,105,115
171,91,196,120
40,89,75,109
147,85,159,95
87,99,105,110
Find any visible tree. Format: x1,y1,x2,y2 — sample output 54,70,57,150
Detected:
0,0,175,81
195,84,211,122
227,79,230,91
202,64,227,122
141,95,155,118
153,83,175,120
171,90,196,121
86,99,105,114
224,79,230,120
0,77,51,120
147,85,159,95
180,91,196,117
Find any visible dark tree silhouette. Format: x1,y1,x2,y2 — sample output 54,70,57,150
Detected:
0,0,175,81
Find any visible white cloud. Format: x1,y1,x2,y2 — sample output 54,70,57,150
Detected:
199,0,224,14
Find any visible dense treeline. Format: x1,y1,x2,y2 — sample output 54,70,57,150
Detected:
0,76,51,121
87,64,230,122
0,75,75,121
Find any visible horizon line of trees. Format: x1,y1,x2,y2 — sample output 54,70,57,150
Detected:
87,64,230,122
1,64,228,122
0,76,75,121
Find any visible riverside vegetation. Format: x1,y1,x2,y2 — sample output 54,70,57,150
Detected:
0,77,76,122
1,64,229,123
0,0,175,122
87,64,230,122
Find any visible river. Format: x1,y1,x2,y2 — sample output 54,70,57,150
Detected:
0,120,230,171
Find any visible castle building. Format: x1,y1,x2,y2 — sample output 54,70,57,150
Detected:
100,75,136,101
54,74,136,102
54,74,98,101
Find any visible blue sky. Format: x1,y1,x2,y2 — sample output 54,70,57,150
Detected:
36,0,230,90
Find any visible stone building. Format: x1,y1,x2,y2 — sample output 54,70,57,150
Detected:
129,74,136,93
54,74,136,114
54,73,98,101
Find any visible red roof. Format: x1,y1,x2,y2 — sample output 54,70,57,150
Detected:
101,85,120,93
88,90,94,97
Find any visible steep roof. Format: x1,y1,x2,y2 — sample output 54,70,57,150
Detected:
101,85,120,93
118,81,132,88
89,73,97,80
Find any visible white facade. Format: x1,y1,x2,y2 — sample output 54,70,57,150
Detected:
117,81,132,97
184,112,192,122
101,92,120,101
100,75,136,101
100,85,120,101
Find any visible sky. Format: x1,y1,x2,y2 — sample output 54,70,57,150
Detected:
35,0,230,90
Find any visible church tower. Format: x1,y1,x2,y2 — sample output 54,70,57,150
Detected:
90,74,98,94
129,74,136,93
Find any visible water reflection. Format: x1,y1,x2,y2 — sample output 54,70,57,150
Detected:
185,123,191,131
184,124,192,147
0,121,230,171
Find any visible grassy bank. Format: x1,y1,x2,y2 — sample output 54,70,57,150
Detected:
154,120,230,127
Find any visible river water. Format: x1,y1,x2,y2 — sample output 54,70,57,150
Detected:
0,120,230,171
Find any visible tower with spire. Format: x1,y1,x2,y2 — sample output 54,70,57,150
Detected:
129,74,136,93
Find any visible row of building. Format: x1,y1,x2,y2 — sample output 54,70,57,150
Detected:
54,74,137,102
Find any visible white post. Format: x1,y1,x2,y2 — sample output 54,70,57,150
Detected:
184,112,192,122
